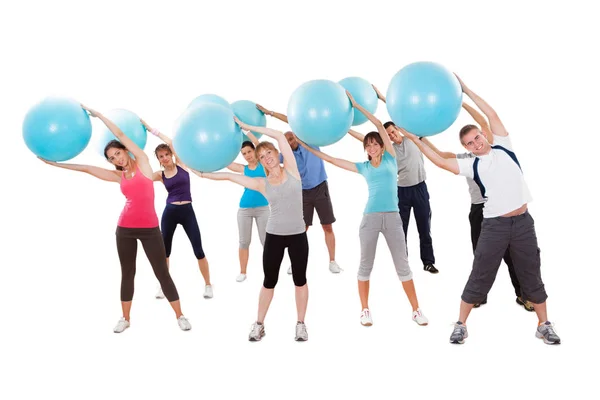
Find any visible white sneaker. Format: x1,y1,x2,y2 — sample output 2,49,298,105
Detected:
287,266,292,275
203,285,213,299
178,315,192,331
360,308,373,326
329,260,342,273
412,308,429,326
155,287,165,299
236,273,247,282
249,322,265,341
113,317,130,333
295,322,308,341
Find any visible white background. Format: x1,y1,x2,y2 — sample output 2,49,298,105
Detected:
1,0,598,399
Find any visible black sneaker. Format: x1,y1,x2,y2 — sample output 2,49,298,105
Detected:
424,264,439,274
473,299,488,308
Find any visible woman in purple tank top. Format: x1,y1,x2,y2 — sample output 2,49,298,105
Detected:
140,119,213,300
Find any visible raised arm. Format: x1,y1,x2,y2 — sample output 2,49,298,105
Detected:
347,91,395,158
347,128,365,142
372,84,386,103
296,140,358,173
243,129,260,147
256,104,288,124
226,162,245,174
455,75,508,137
234,117,300,180
39,158,121,182
397,129,459,175
420,138,457,159
82,105,149,164
140,119,190,171
193,170,265,194
462,102,493,144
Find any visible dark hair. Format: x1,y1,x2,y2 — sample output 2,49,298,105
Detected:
363,131,384,160
103,140,128,171
241,140,255,150
383,121,396,130
459,124,478,143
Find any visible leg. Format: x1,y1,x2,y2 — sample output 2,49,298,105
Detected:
468,203,487,306
288,233,310,322
258,233,286,323
460,217,512,324
357,214,380,310
255,206,269,247
503,246,532,310
237,208,253,275
115,227,138,321
382,213,418,310
413,181,435,266
160,205,178,271
138,228,182,317
397,186,412,243
313,181,337,264
180,205,211,286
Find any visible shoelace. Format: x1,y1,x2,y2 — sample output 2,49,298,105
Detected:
296,323,307,336
543,325,556,337
452,325,465,337
250,323,262,336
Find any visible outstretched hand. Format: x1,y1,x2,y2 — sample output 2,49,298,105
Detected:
38,156,57,165
346,90,357,106
372,84,385,100
256,104,272,116
234,116,250,130
398,127,419,141
80,104,100,118
454,73,468,93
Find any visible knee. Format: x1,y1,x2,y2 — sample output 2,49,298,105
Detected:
357,265,373,281
239,238,251,250
194,248,206,260
263,276,278,289
322,224,333,233
292,269,307,287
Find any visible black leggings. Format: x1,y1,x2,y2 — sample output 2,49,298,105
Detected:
116,226,180,302
263,232,309,289
161,203,206,259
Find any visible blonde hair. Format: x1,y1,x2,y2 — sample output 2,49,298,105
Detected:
255,142,279,176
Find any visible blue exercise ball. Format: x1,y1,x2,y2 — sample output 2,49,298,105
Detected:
188,94,230,110
96,109,147,156
173,103,242,172
338,77,378,126
386,61,462,136
231,100,266,142
287,79,354,146
23,97,92,161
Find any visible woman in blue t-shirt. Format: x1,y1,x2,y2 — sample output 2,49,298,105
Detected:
227,131,269,282
297,91,429,328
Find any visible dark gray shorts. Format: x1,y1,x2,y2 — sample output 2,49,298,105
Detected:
302,180,336,226
462,211,547,304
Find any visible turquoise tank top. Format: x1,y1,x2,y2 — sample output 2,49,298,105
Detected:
240,164,269,208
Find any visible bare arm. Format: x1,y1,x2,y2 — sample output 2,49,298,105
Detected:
297,140,358,173
243,129,260,147
456,75,508,137
140,119,191,171
347,91,395,158
39,158,121,182
226,162,245,173
420,138,457,159
462,102,493,144
194,170,265,194
234,117,300,180
397,129,459,175
372,84,386,103
256,104,288,124
347,128,365,142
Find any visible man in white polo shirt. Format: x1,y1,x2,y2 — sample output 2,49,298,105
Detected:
401,76,561,346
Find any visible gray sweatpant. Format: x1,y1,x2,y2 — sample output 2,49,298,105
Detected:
358,212,413,282
237,206,269,249
462,211,548,304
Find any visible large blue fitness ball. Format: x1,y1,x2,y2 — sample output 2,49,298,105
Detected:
386,61,462,136
287,79,354,147
173,103,242,172
188,94,230,110
96,109,147,156
231,100,266,142
338,77,378,126
23,97,92,161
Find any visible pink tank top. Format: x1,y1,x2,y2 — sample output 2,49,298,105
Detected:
118,166,159,228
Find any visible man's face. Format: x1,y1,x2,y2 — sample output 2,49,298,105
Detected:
461,128,490,156
285,132,299,150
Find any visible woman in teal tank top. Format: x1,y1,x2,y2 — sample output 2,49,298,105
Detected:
298,90,429,328
226,132,270,282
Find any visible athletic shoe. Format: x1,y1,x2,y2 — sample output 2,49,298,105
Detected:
295,322,308,341
203,285,213,299
412,308,429,326
113,317,130,333
424,264,439,274
249,322,265,341
516,297,535,312
473,299,487,308
450,321,468,344
287,266,292,275
177,316,192,331
236,273,247,282
155,287,165,299
360,308,373,326
329,261,342,273
536,321,561,345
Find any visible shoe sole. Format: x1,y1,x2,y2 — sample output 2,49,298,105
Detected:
361,322,373,326
535,332,560,345
249,332,265,342
295,337,308,341
450,339,465,344
414,321,428,326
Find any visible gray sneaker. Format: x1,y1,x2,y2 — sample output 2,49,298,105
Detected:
450,321,468,344
249,322,265,342
295,322,308,341
536,321,561,345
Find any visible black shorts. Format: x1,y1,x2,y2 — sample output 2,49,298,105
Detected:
302,181,336,226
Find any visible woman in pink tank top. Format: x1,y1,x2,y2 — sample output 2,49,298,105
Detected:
39,104,192,334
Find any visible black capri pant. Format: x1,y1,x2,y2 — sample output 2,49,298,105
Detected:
161,203,206,260
263,232,309,289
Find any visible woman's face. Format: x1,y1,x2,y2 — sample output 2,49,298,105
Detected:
106,147,131,168
241,146,256,163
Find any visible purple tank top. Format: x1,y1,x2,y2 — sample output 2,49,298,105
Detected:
162,165,193,203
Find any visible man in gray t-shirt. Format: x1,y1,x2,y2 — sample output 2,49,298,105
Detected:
384,121,437,274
